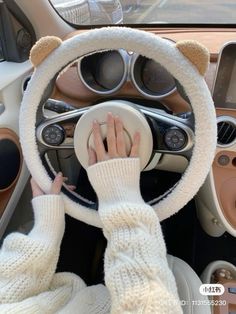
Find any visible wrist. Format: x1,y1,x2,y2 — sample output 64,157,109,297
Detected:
87,158,143,205
30,194,65,242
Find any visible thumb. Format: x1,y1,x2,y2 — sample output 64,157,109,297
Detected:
50,172,64,194
31,178,44,198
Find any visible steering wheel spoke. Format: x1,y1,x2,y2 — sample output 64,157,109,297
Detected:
139,106,194,160
36,106,89,150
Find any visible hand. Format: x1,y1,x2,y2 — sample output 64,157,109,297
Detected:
30,172,76,198
88,112,140,166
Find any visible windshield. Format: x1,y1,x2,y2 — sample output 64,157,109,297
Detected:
50,0,236,26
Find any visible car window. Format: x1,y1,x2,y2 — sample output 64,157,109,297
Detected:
0,0,35,63
50,0,236,26
50,0,123,25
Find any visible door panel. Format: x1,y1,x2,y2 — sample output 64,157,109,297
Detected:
0,60,32,238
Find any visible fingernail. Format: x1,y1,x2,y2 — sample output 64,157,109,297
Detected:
58,172,63,177
107,112,114,120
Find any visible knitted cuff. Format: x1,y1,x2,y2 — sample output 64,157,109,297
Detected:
87,158,143,205
30,195,65,242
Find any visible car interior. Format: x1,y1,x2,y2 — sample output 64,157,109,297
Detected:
0,0,236,313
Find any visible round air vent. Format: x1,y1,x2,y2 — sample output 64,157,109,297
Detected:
0,138,21,190
217,117,236,146
22,75,31,93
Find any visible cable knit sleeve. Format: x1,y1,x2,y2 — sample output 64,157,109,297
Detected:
0,194,65,304
87,158,183,314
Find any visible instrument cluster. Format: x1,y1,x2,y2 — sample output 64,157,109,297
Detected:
78,49,176,99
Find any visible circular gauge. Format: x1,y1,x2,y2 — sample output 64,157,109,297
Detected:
131,55,176,99
78,50,127,94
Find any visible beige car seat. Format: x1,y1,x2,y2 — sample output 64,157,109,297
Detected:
168,255,211,314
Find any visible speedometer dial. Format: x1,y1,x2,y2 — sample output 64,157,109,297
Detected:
78,50,127,95
131,55,176,99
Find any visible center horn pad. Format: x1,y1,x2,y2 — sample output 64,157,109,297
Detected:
74,100,153,170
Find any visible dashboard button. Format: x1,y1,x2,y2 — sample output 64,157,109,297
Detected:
218,154,230,166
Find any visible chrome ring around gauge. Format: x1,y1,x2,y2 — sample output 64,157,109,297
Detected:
130,53,176,99
78,49,128,95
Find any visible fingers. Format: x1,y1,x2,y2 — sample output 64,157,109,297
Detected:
130,131,140,158
31,178,44,198
31,172,76,197
50,172,64,195
92,120,106,162
107,112,117,157
115,116,127,157
67,185,76,191
88,146,97,166
63,176,77,191
90,113,140,163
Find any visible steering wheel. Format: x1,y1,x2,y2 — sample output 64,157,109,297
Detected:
19,27,217,228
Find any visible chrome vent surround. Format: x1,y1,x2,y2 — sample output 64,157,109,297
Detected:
22,75,32,94
217,116,236,146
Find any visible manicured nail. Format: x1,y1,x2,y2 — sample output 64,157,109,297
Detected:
107,112,114,120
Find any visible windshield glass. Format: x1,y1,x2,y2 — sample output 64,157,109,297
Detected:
50,0,236,26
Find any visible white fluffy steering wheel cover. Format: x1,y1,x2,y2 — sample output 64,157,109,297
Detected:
20,27,217,228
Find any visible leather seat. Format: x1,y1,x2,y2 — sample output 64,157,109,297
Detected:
167,255,211,314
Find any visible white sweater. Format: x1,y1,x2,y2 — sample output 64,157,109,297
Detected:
0,158,182,313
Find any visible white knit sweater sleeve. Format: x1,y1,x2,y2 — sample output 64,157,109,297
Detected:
0,194,65,304
87,158,183,314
